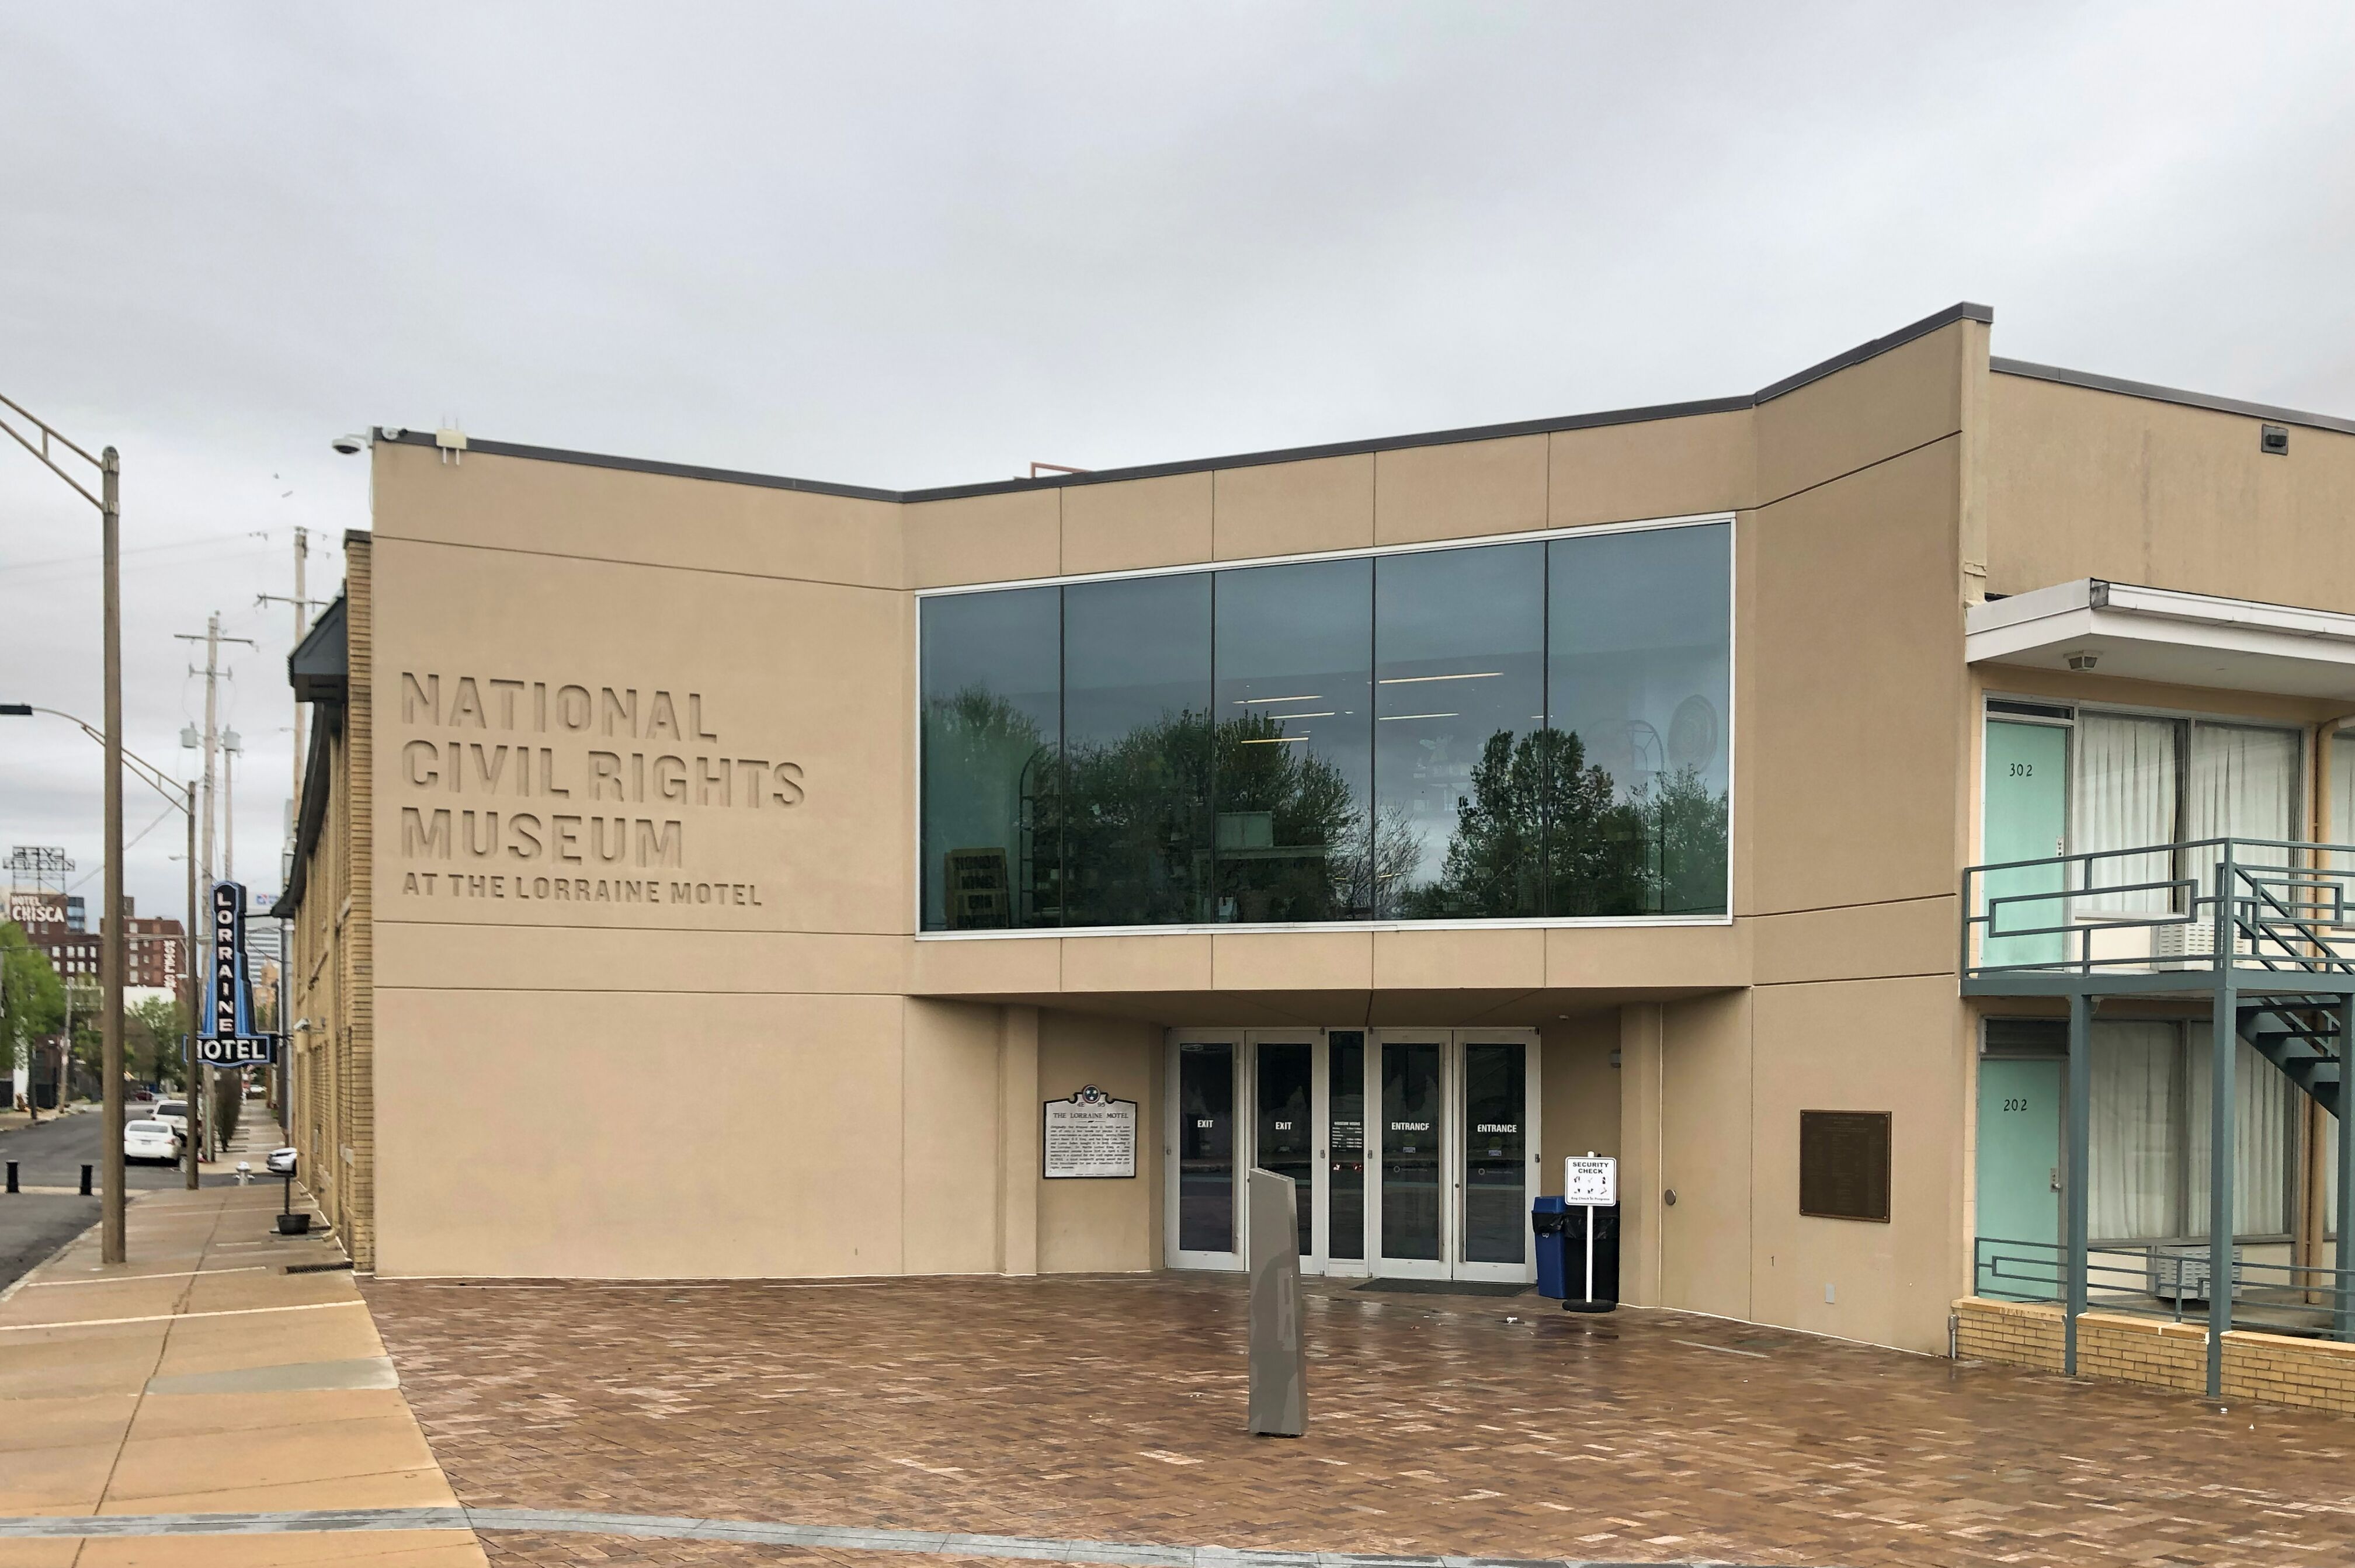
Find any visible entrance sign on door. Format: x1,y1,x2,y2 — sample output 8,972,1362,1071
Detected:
1044,1086,1138,1178
1565,1154,1617,1206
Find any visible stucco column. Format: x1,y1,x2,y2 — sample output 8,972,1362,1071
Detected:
999,1005,1040,1277
1617,1002,1665,1307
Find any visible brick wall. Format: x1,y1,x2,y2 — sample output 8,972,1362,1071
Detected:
1955,1296,2355,1414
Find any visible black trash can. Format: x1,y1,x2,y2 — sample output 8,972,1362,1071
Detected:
1531,1196,1570,1299
1560,1202,1621,1313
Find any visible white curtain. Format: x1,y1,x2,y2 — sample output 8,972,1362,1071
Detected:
2089,1021,2178,1240
2331,731,2355,872
2328,1116,2340,1242
2187,724,2300,902
2073,715,2177,914
2186,1035,2291,1237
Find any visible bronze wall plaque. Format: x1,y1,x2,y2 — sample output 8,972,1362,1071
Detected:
1799,1110,1891,1223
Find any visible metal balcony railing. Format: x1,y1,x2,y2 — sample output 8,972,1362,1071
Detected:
1961,836,2355,986
1975,1235,2355,1343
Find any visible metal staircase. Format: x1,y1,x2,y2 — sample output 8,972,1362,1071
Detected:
2239,998,2345,1118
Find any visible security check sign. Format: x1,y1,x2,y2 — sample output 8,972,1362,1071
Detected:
1565,1155,1618,1207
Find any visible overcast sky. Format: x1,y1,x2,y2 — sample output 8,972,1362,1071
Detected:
4,2,2353,926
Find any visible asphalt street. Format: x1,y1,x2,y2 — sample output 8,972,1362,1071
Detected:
0,1108,266,1292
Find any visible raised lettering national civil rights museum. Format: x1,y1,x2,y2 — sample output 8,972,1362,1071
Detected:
278,303,2355,1370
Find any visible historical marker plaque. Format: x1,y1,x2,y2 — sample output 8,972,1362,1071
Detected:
1043,1085,1138,1179
1798,1110,1891,1223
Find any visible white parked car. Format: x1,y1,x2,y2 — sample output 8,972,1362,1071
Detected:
124,1119,180,1164
152,1100,189,1136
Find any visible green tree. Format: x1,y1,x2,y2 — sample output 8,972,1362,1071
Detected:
924,686,1057,926
0,922,66,1079
1636,763,1732,916
1399,729,1728,919
127,995,189,1090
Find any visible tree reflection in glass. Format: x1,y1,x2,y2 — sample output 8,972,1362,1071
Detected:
919,520,1732,929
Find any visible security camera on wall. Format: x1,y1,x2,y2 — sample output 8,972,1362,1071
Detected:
330,433,369,455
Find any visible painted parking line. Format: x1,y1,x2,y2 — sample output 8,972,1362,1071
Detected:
0,1507,1826,1568
0,1299,366,1333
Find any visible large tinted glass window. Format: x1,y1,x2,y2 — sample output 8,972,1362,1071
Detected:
920,587,1061,930
1546,524,1731,915
918,519,1732,930
1373,542,1547,919
1212,558,1374,923
1063,573,1214,927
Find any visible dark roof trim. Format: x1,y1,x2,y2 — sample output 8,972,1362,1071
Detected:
274,701,342,921
369,302,1997,506
374,429,903,503
289,594,348,703
1990,357,2355,438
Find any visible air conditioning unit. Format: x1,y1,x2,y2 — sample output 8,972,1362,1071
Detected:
2150,1243,2239,1303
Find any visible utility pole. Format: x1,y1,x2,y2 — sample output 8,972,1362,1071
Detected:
223,729,239,885
183,781,198,1189
256,529,318,805
258,529,325,1139
175,616,253,1177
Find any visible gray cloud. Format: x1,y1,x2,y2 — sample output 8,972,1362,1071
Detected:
4,1,2352,920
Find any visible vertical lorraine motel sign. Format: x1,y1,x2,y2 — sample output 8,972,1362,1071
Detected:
196,880,278,1066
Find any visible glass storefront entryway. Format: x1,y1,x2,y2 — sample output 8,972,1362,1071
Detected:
1165,1028,1539,1283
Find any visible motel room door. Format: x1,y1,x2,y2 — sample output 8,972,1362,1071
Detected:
1981,718,2070,968
1975,1053,2064,1296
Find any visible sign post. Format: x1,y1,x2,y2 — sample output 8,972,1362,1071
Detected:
1563,1152,1618,1311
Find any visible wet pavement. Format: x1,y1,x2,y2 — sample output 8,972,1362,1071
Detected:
360,1271,2355,1567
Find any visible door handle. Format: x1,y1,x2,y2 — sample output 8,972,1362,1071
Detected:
2050,1167,2062,1192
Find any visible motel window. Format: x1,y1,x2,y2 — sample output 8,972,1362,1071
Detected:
1984,702,2304,907
1993,1017,2295,1245
918,518,1734,931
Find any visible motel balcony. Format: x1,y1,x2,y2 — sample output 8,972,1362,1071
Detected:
1961,842,2355,1389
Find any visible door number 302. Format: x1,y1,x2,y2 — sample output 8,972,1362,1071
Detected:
2007,762,2034,777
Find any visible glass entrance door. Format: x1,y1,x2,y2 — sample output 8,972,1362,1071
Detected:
1458,1036,1531,1281
1170,1038,1241,1268
1254,1039,1318,1264
1326,1030,1368,1273
1377,1037,1449,1277
1165,1027,1537,1282
1370,1030,1541,1284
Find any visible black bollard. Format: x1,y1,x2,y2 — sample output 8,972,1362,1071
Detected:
80,1163,93,1197
5,1160,16,1194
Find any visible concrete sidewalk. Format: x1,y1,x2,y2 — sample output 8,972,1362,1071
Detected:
0,1183,485,1566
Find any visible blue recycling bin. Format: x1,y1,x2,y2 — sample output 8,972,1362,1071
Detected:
1531,1195,1571,1299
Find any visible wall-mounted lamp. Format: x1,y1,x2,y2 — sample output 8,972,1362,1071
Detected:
2066,650,2100,672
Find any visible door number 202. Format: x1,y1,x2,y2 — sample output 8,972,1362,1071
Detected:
2002,1096,2030,1112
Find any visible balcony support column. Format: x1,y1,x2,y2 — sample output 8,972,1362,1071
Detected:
2207,979,2238,1400
2065,990,2090,1376
2336,995,2355,1343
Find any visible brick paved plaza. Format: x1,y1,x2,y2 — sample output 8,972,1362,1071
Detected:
360,1273,2355,1567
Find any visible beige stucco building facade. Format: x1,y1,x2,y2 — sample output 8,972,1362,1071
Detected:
279,303,2355,1361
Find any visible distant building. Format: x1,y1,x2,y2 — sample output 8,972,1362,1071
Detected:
8,893,186,994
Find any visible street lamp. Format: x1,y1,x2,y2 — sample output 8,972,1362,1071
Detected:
0,395,128,1264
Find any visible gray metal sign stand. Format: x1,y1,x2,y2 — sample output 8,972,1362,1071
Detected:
1563,1152,1617,1314
1245,1167,1306,1436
